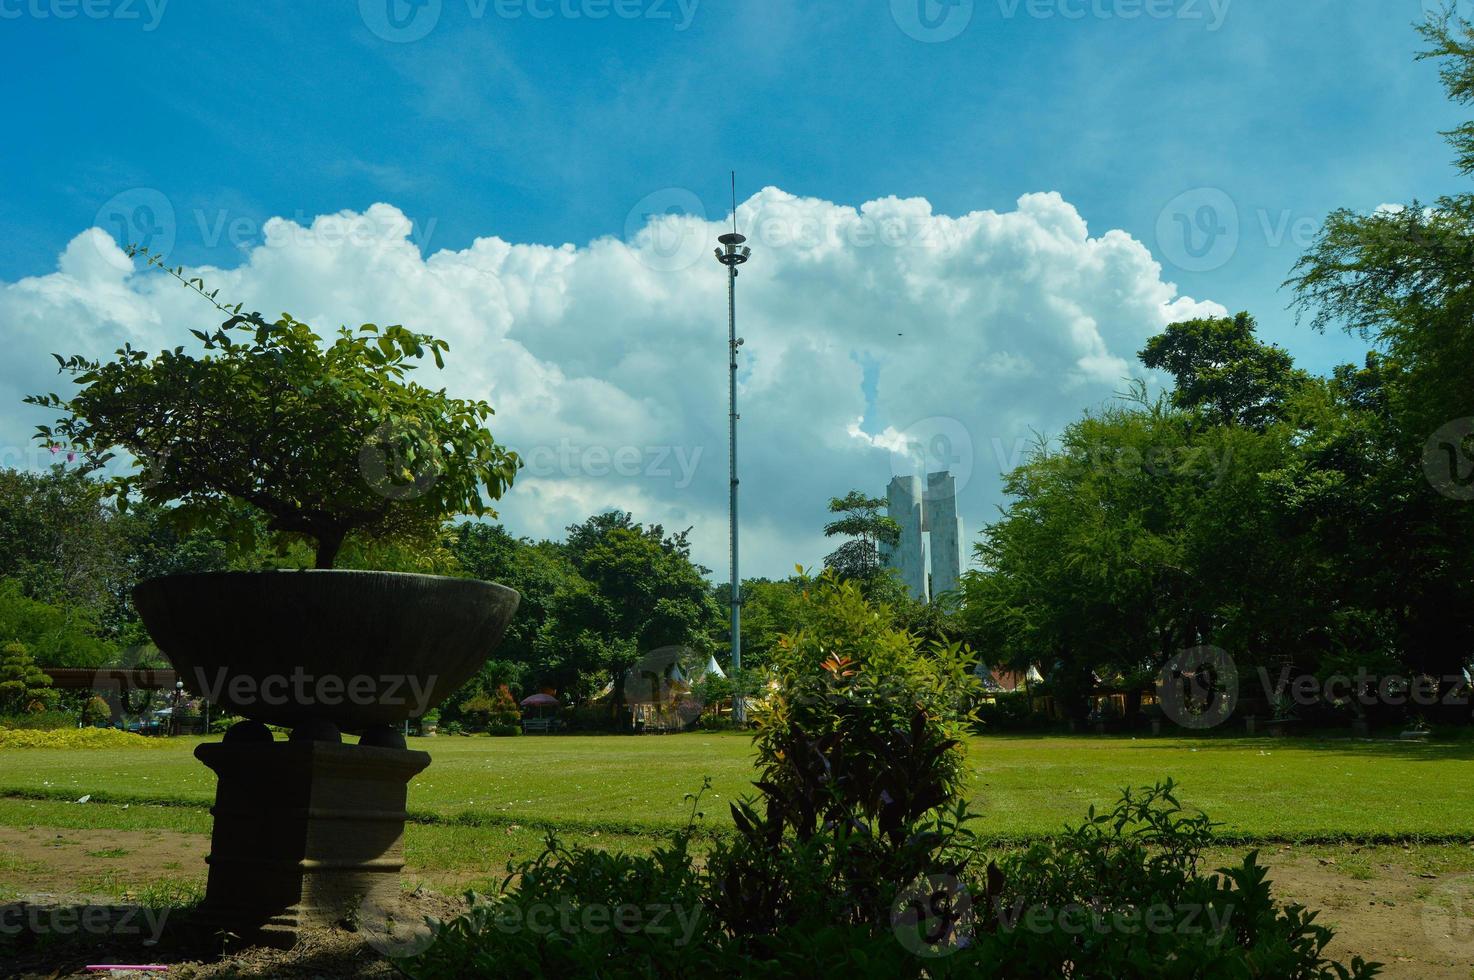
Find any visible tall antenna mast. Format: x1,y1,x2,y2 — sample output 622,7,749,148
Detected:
715,172,751,723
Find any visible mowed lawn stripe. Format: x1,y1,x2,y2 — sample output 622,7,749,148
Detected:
2,732,1471,841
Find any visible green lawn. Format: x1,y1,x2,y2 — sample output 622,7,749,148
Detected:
3,731,1471,842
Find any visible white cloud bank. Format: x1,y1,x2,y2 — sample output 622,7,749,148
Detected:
0,188,1223,579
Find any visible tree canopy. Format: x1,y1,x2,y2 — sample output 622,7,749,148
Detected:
28,261,519,569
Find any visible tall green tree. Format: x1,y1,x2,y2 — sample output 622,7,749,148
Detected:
0,580,115,669
1285,7,1474,684
0,467,121,618
1139,312,1307,429
714,575,807,671
822,491,900,582
545,511,722,707
449,523,575,670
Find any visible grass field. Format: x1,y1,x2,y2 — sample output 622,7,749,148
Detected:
3,731,1472,842
4,732,1473,977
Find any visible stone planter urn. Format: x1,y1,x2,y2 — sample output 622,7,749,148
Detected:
133,570,518,947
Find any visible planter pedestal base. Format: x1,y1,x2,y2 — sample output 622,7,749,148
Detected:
192,733,429,948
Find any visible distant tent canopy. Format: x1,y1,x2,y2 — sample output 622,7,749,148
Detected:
976,663,1043,693
583,647,731,721
620,645,702,706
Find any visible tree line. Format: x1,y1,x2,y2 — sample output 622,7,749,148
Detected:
958,14,1474,725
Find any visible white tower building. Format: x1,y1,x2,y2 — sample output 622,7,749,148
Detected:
881,475,927,601
881,470,963,603
924,471,963,598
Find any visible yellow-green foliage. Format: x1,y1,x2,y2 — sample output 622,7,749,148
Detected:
759,569,981,795
0,727,169,750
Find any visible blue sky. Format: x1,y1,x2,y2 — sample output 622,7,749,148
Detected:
1,0,1468,576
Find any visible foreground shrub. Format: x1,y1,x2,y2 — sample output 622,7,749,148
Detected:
952,780,1379,978
410,794,715,979
402,576,1378,979
81,695,112,726
0,727,168,750
486,686,522,736
460,687,523,735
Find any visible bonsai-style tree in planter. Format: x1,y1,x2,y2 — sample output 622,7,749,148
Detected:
28,254,519,570
24,253,524,947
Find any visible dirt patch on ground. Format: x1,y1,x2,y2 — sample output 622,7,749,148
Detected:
0,825,208,900
1257,849,1474,979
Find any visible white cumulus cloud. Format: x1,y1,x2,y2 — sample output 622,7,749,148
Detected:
0,190,1224,579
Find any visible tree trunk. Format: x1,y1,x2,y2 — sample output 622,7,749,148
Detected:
315,531,345,570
